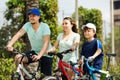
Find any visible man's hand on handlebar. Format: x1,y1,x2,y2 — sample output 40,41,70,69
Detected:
32,55,40,61
6,45,14,52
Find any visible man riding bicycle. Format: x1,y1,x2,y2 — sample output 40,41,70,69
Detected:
7,8,53,77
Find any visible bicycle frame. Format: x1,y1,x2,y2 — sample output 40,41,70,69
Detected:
12,49,38,80
86,59,110,80
48,49,83,80
16,63,35,80
85,53,117,80
58,58,84,80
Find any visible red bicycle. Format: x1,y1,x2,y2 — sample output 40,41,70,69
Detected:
42,49,83,80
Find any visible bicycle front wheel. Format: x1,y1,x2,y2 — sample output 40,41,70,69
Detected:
42,76,59,80
107,75,120,80
11,72,21,80
106,76,114,80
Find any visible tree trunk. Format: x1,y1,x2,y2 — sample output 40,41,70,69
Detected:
25,0,39,22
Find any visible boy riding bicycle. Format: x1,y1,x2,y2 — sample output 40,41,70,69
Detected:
80,23,104,80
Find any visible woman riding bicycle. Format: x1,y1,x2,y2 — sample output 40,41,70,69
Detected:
47,17,80,79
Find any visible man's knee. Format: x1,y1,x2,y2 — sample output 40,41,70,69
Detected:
15,54,22,59
14,54,28,63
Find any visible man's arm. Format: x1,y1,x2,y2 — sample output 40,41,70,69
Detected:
32,35,50,61
38,35,50,57
7,28,26,51
92,49,102,59
47,40,59,52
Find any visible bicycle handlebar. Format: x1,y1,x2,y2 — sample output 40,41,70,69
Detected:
12,49,19,54
106,53,116,57
48,49,72,58
70,61,82,76
48,49,83,76
86,59,99,72
12,49,26,57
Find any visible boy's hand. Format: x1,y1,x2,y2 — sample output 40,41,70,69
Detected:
88,56,94,62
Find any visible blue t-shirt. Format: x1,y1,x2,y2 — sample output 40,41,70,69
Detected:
22,22,52,57
81,38,104,73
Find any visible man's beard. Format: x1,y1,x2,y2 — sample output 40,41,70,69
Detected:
31,22,36,25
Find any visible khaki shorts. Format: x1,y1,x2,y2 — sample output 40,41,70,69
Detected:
25,61,39,73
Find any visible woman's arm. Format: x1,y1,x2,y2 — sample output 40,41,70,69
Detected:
71,34,80,51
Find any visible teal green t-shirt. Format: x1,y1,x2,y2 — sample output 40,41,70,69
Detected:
22,22,52,56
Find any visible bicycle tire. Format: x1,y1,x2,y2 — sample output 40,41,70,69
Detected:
106,76,113,80
11,72,21,80
42,76,58,80
114,76,120,80
106,75,120,80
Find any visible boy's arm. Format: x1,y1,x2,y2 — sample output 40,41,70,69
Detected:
88,49,102,62
90,40,103,60
92,48,102,59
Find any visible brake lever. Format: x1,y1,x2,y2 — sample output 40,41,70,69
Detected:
13,49,19,54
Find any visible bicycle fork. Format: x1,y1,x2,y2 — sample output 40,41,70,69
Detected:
16,64,24,80
17,64,36,80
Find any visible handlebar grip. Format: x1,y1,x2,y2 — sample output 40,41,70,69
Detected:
86,60,95,71
48,52,55,56
12,49,19,54
61,49,72,54
106,53,116,57
86,60,100,72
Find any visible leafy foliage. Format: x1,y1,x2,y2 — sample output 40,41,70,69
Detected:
39,0,59,44
1,0,119,79
0,0,59,79
0,58,15,80
103,26,120,77
0,26,16,57
1,0,58,57
77,6,103,43
72,6,103,51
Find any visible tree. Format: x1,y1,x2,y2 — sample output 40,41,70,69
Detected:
39,0,58,44
3,0,58,52
72,6,103,48
0,0,59,79
24,0,40,50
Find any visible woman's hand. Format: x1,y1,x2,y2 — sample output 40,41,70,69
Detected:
78,59,82,65
46,47,56,55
